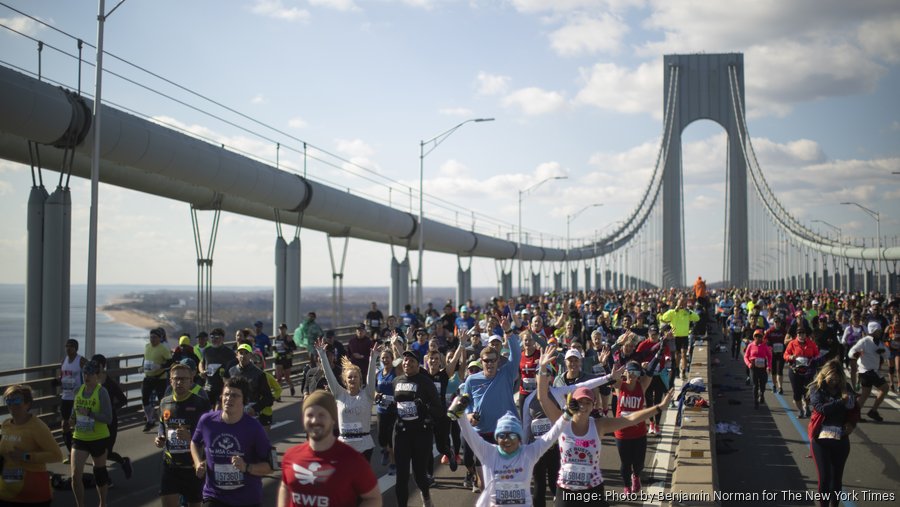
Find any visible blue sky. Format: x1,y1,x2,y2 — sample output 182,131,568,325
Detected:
0,0,898,290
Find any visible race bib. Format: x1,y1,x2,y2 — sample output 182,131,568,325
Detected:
167,428,190,453
2,467,24,483
340,422,364,441
275,341,287,354
62,377,76,396
370,319,380,327
213,462,244,490
521,377,537,392
75,414,95,432
819,425,842,440
754,358,767,368
772,343,784,354
380,395,394,404
530,417,552,436
560,463,594,489
207,363,222,376
494,481,527,505
591,363,606,375
397,401,418,420
143,360,156,372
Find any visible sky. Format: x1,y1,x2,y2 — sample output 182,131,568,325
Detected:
0,0,898,292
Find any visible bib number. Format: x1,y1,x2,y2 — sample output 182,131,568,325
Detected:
213,462,244,490
591,364,606,375
2,468,24,483
521,377,537,392
494,481,527,505
819,425,842,440
167,428,190,453
560,463,594,489
772,343,784,354
530,417,551,436
370,319,380,327
75,414,95,432
144,360,156,372
275,341,287,354
340,422,364,441
62,377,76,396
397,401,418,420
754,358,767,368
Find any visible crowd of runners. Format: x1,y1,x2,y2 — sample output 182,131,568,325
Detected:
1,281,897,507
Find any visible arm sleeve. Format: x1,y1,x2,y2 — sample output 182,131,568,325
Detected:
457,410,494,463
93,387,114,424
317,348,348,397
521,391,535,442
29,420,64,464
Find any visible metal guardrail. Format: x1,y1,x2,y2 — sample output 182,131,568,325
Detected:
0,325,358,428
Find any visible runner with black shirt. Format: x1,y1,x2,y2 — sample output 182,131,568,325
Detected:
200,329,236,409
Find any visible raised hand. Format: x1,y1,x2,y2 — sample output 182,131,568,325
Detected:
539,344,558,369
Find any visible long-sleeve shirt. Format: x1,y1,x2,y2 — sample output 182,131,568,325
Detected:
521,373,615,443
463,334,521,434
459,412,566,507
744,341,773,369
316,347,378,452
0,416,64,503
658,309,699,337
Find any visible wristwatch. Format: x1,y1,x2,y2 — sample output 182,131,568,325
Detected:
655,405,662,415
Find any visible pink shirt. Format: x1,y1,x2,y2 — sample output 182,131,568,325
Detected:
744,341,773,370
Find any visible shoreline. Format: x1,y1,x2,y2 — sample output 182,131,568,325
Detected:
101,308,161,331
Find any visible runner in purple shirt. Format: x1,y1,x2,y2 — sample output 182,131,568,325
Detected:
191,377,272,507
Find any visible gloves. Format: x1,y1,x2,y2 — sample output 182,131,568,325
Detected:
446,394,470,421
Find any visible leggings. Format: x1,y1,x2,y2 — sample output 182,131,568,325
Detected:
789,369,813,402
751,367,768,402
427,416,453,476
810,437,850,507
141,376,167,406
730,332,742,360
645,376,666,425
532,445,560,507
615,437,647,485
450,418,461,456
394,427,434,506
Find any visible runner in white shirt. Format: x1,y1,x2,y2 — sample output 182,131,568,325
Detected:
848,322,889,422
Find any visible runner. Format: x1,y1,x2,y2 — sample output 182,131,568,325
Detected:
200,329,237,409
313,338,379,460
277,391,380,507
143,328,174,432
784,322,820,419
536,345,674,507
272,323,298,397
156,363,211,507
190,377,273,507
365,301,385,337
612,361,655,494
227,344,275,428
743,330,773,409
374,347,398,475
252,321,271,355
849,322,889,422
69,359,112,507
763,316,788,394
840,312,865,389
58,338,86,459
91,354,133,482
887,314,900,393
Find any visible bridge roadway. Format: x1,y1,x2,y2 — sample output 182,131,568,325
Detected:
43,349,899,507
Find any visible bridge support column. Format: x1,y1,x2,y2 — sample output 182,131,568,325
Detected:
595,270,602,292
274,238,286,329
40,187,72,365
390,256,409,317
847,267,856,293
605,269,612,291
285,238,301,330
864,269,874,295
619,272,625,291
25,186,48,368
804,273,811,291
327,236,348,327
456,263,471,309
501,271,513,299
570,269,578,293
553,271,563,292
823,268,830,291
531,273,541,296
584,266,592,293
888,272,898,296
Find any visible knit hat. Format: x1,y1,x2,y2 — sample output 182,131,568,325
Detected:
493,410,523,440
302,390,339,425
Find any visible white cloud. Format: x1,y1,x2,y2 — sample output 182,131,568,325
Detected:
308,0,360,12
508,0,644,14
858,16,900,63
0,180,12,196
438,107,474,117
287,117,308,128
548,13,629,57
502,87,566,116
574,60,661,116
0,16,45,36
0,160,25,173
475,72,510,96
438,159,470,177
250,0,311,22
334,138,375,160
250,94,267,105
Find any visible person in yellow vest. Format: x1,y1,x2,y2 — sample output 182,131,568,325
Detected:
1,384,64,505
69,359,113,507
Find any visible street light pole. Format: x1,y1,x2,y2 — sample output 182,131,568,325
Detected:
418,117,494,310
566,203,603,292
841,202,882,291
517,176,567,294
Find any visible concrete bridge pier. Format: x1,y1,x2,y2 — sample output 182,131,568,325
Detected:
456,260,472,311
390,255,410,317
605,269,612,291
553,271,562,292
847,266,856,293
41,186,71,365
584,265,592,292
273,237,286,328
25,185,48,368
570,269,578,293
530,272,541,296
285,237,301,329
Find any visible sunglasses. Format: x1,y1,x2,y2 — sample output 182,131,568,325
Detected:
4,396,25,406
496,432,519,441
481,358,497,364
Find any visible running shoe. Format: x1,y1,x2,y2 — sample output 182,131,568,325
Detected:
448,452,458,472
122,457,133,480
797,410,806,419
778,388,783,395
632,473,642,493
426,474,436,487
623,486,632,495
422,494,435,507
440,454,449,464
463,472,473,489
142,422,154,433
62,456,70,465
867,409,884,422
647,423,656,435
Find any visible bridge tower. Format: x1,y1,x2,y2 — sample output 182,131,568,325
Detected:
662,53,748,288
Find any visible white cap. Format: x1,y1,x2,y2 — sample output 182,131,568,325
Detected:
867,321,882,334
488,334,503,343
870,299,881,307
564,349,583,360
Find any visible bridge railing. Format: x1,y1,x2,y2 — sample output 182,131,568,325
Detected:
0,325,358,429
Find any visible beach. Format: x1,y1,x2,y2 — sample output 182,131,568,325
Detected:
101,308,161,331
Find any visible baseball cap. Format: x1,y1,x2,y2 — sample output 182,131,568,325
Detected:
179,357,197,370
254,320,264,327
179,335,192,346
753,329,764,337
488,334,503,344
467,359,483,371
867,321,882,334
572,387,595,402
401,350,420,362
564,349,583,360
460,305,469,313
237,343,253,354
870,299,880,307
357,323,367,331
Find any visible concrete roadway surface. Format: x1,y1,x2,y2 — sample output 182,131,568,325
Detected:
710,336,900,507
46,382,685,507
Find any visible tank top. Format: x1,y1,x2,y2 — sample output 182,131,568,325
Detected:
615,382,647,440
557,418,603,490
60,354,83,401
72,384,110,441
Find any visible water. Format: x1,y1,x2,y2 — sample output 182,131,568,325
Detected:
0,284,180,371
